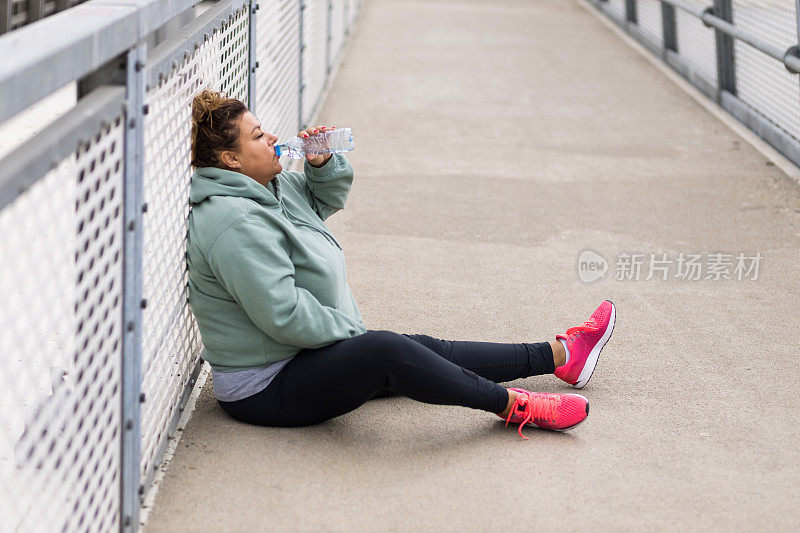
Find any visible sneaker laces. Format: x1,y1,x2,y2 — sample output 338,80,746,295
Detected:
504,392,561,440
582,309,607,329
565,324,593,341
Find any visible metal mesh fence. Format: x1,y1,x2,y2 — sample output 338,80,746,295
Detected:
347,0,360,26
605,0,627,21
675,2,719,85
0,95,125,533
140,2,250,489
0,0,363,529
256,0,301,166
591,0,800,165
732,0,800,139
635,0,663,45
303,0,329,124
8,0,27,28
331,0,347,66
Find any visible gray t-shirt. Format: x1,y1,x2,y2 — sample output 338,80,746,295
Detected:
211,356,295,402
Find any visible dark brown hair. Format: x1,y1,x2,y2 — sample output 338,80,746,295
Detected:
190,89,248,168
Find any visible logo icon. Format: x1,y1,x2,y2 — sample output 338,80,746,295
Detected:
578,250,608,283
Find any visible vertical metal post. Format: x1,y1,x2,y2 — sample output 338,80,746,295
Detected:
713,0,736,97
625,0,637,24
661,1,677,54
248,0,259,117
1,0,11,34
121,42,146,533
298,0,305,130
344,0,349,37
326,0,332,75
795,0,800,52
795,0,800,99
28,0,43,24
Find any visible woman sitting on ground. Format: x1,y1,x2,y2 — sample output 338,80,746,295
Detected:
187,88,616,439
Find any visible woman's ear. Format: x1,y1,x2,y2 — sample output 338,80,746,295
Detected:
219,149,240,169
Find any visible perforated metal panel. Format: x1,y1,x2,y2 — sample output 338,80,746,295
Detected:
347,0,360,27
330,0,347,66
139,5,250,487
256,0,301,163
675,2,719,84
8,0,29,29
604,0,627,22
303,0,329,124
0,0,365,529
732,0,800,140
0,109,124,533
635,0,663,46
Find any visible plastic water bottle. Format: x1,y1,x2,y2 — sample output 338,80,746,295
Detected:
275,127,354,159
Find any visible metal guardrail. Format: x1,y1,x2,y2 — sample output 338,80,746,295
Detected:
0,1,362,531
0,0,200,125
594,0,800,168
660,0,800,72
0,0,87,35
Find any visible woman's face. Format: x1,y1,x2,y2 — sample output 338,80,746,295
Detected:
220,111,281,185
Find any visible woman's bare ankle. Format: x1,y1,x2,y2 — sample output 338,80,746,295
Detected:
498,389,518,418
551,340,566,368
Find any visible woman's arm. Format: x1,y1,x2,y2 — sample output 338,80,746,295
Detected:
207,215,365,348
282,126,355,221
283,153,355,222
305,153,354,221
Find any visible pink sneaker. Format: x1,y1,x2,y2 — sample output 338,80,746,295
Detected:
555,300,616,389
497,388,589,439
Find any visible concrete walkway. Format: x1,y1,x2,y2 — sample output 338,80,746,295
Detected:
145,0,800,530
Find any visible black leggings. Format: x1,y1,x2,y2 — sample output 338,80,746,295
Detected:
217,330,555,427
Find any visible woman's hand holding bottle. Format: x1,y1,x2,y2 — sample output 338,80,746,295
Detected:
274,126,354,162
299,126,335,167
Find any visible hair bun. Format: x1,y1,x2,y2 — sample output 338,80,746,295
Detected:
190,89,248,168
192,89,224,128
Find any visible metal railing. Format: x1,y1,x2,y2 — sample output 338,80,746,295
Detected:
593,0,800,168
0,0,88,35
0,0,362,531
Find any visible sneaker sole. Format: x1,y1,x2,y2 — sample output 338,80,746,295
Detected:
573,301,616,389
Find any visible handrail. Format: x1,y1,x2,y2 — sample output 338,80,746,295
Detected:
592,0,800,167
658,0,800,74
662,0,705,19
0,0,200,124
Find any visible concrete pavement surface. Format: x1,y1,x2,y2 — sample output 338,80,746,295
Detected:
145,0,800,530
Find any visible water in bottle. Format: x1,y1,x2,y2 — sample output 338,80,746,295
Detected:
275,127,354,159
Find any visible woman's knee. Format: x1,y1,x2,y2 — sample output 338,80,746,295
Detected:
361,330,417,362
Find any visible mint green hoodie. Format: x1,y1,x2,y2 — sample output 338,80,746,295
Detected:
186,154,367,372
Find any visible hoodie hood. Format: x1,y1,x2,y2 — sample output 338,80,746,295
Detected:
190,167,282,206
